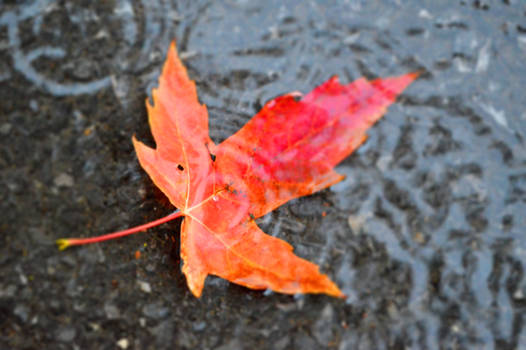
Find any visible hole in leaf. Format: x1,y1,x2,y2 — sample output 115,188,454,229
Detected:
177,164,184,171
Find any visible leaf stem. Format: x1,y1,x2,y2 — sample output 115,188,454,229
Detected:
56,210,184,250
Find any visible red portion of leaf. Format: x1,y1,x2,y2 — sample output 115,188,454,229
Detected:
216,74,417,218
133,42,417,297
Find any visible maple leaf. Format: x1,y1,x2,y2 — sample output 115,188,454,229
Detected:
57,42,417,298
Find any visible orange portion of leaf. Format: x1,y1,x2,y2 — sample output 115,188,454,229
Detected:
133,41,417,297
135,42,215,210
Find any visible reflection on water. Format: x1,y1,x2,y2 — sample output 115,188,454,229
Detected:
0,0,177,96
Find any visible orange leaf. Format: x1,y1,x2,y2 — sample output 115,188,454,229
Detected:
133,42,416,298
59,41,417,298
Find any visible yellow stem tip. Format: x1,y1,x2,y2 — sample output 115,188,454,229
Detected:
56,239,71,251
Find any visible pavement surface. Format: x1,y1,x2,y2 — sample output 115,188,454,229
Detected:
1,1,526,349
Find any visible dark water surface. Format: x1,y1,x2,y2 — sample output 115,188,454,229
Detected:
1,1,526,349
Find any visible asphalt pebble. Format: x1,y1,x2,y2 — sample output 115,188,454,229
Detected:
56,326,76,342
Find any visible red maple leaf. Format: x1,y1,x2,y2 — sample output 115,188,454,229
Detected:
58,42,417,298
